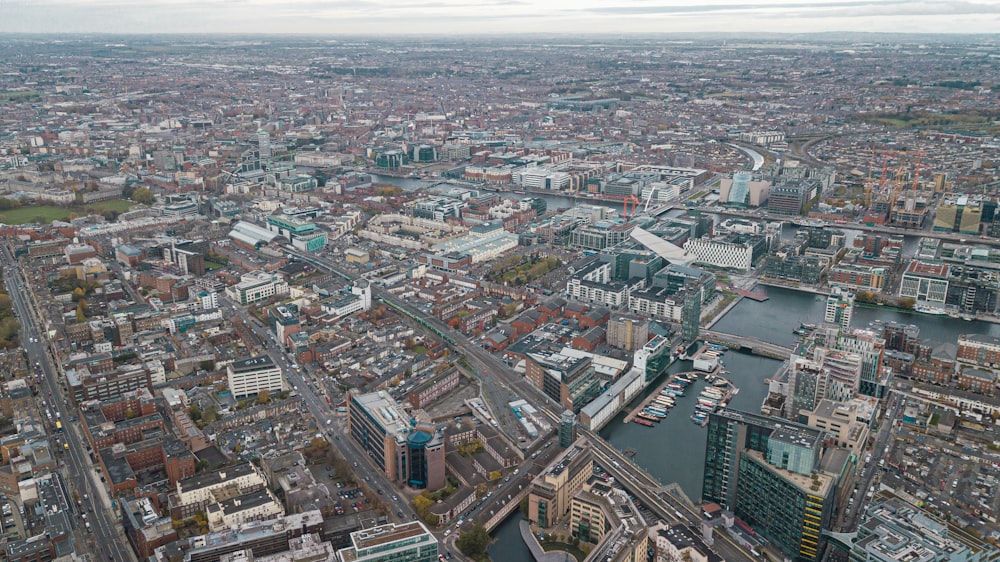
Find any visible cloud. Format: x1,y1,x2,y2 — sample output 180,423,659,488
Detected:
2,0,999,33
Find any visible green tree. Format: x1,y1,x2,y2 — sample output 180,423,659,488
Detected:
456,524,490,559
202,405,218,424
413,494,434,522
131,186,155,205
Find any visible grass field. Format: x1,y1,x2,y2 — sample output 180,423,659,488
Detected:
0,199,135,225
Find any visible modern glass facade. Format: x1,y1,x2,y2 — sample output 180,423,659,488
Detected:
735,453,829,561
702,409,838,562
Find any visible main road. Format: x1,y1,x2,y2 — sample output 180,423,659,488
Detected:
1,246,135,562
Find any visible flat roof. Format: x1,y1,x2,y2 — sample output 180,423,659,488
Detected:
230,355,276,372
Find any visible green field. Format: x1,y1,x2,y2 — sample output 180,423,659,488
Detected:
0,199,135,225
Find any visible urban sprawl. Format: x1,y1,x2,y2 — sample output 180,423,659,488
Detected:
0,35,999,562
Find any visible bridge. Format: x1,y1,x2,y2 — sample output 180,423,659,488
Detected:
702,330,795,360
483,486,532,533
583,431,759,562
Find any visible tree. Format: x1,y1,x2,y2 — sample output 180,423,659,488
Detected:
76,299,87,323
202,405,218,424
413,494,434,522
257,389,271,405
456,524,490,559
131,186,155,205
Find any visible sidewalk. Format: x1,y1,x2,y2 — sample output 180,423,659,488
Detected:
519,521,575,562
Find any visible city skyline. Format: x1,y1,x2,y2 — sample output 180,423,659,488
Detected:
3,0,1000,35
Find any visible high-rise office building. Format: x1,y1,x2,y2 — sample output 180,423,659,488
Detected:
824,287,855,333
558,410,577,448
347,391,446,491
680,285,701,343
257,129,271,160
702,409,847,562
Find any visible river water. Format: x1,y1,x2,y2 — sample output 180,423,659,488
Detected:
488,285,992,560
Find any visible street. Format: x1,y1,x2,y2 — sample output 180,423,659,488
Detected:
2,246,135,562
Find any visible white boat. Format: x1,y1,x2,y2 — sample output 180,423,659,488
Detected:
914,304,947,316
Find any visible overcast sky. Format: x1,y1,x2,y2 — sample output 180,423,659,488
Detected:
3,0,1000,35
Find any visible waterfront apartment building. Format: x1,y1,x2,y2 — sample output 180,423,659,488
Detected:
824,287,855,333
957,333,1000,368
226,355,285,400
764,252,826,284
828,263,887,291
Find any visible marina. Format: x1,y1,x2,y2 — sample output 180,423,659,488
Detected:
623,371,701,426
623,349,741,430
686,345,739,427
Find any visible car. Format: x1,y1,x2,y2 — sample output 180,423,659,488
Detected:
392,495,398,501
397,511,403,518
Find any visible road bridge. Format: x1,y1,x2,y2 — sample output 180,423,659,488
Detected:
583,432,758,562
482,487,531,533
702,330,795,360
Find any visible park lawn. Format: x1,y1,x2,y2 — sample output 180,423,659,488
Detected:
0,199,134,225
86,199,134,213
